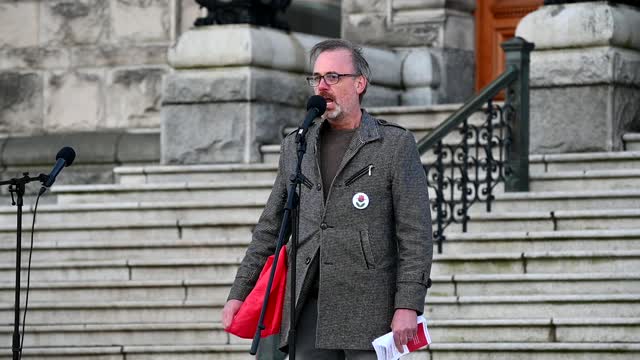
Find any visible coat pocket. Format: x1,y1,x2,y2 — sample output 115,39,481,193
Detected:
359,229,376,269
322,228,373,271
300,173,314,189
345,164,374,187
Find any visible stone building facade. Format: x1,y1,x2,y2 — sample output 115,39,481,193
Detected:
0,0,639,181
0,0,341,136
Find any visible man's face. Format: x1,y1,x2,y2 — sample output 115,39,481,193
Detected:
312,49,364,121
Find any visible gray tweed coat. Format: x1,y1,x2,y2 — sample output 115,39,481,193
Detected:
228,110,433,350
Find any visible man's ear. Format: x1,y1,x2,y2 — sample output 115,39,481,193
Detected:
355,75,367,95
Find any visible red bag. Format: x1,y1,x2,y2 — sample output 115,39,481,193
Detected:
225,245,287,339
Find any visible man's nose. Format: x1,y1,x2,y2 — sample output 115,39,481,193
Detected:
316,77,330,91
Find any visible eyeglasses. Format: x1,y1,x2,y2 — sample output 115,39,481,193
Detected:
306,73,359,87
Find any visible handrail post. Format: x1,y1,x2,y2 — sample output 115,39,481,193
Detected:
501,37,535,192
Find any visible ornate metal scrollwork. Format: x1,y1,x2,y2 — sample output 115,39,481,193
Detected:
425,100,512,253
194,0,292,30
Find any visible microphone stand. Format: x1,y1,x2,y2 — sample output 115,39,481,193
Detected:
0,172,48,360
250,126,311,360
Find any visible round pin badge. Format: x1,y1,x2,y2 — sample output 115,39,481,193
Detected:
352,192,369,210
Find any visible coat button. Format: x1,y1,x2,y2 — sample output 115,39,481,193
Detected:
316,183,322,191
320,222,328,230
305,257,311,265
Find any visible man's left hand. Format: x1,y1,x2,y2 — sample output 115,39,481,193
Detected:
390,308,418,353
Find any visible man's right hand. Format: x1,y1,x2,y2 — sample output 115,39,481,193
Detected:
222,299,243,329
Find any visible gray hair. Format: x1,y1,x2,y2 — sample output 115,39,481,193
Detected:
310,39,371,101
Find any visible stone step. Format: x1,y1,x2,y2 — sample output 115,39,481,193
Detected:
36,188,640,232
0,300,221,325
448,272,640,297
47,181,439,207
3,317,638,348
0,238,250,263
478,189,640,213
260,144,282,164
0,280,231,304
533,150,640,172
7,187,640,233
0,258,243,282
114,163,278,185
431,250,640,276
423,294,640,320
444,229,640,253
529,169,640,192
623,132,640,151
426,343,640,360
364,103,468,130
113,160,640,194
0,323,229,348
261,143,501,165
261,143,640,174
4,227,640,266
1,294,637,326
8,343,640,360
0,219,255,243
1,250,636,284
462,209,640,233
0,344,252,360
52,181,273,204
2,272,636,307
429,318,640,343
0,201,266,227
3,212,639,255
14,186,632,232
5,343,640,360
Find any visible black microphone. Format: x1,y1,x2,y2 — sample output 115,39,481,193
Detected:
39,147,76,195
297,95,327,139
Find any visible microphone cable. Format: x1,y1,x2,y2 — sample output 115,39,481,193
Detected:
18,190,42,360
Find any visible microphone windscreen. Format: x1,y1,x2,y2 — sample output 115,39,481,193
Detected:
56,147,76,167
306,95,327,115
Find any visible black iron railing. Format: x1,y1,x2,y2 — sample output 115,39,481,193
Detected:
418,37,535,253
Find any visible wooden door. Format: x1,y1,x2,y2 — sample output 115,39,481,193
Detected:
475,0,543,93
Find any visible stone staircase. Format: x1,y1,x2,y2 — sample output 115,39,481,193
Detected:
0,106,639,359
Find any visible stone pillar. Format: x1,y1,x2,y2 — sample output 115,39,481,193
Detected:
517,1,640,153
162,24,403,164
342,0,476,105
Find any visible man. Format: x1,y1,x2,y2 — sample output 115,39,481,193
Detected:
222,39,433,359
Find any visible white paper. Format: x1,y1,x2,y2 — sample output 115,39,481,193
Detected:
372,316,431,360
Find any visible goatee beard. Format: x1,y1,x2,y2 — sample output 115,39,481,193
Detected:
322,104,343,120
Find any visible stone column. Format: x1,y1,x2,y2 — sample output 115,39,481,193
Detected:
162,24,403,164
342,0,476,105
517,1,640,153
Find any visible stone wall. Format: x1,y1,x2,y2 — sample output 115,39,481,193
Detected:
0,0,187,186
0,0,179,136
0,0,355,179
